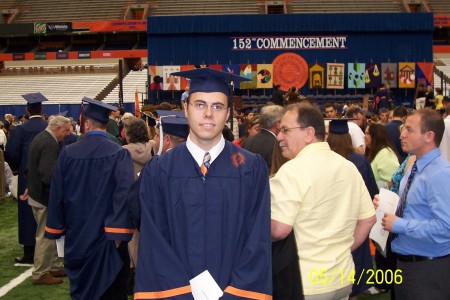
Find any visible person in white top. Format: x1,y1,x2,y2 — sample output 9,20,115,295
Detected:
345,106,366,154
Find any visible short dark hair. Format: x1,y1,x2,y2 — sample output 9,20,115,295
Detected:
124,117,150,144
324,102,336,110
345,106,362,118
413,109,445,147
286,102,325,141
393,105,408,118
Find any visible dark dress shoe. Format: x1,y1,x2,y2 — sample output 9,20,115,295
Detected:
14,256,33,264
32,273,63,285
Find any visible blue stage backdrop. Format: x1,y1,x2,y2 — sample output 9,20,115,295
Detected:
146,13,434,103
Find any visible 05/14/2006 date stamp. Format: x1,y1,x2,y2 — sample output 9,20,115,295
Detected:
309,269,403,285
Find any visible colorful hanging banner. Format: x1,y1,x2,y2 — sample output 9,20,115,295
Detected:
178,65,196,90
398,62,416,88
364,63,382,88
221,64,241,89
348,63,366,89
239,64,257,89
326,63,345,89
163,66,181,91
416,62,434,86
309,64,325,89
256,64,273,89
272,53,309,92
381,63,397,88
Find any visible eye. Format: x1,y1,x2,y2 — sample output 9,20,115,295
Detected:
196,102,206,109
212,104,224,111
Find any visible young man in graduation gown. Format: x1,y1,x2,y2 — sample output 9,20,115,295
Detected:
45,97,135,300
5,93,49,264
135,68,272,299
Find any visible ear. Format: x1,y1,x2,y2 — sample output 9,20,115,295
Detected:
425,130,435,144
305,126,316,143
183,102,188,117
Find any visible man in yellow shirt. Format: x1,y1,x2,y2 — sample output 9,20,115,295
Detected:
271,103,376,299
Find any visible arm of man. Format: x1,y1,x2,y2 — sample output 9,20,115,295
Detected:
271,219,292,241
351,215,376,251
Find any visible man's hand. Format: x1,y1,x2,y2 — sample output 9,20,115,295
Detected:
382,213,398,232
373,194,379,209
19,188,28,201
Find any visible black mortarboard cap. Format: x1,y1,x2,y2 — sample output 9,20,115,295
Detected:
327,118,357,135
155,110,189,155
82,97,117,123
170,68,251,96
22,92,48,109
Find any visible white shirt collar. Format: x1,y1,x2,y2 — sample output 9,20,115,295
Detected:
186,135,225,167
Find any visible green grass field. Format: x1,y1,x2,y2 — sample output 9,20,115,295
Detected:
0,196,390,300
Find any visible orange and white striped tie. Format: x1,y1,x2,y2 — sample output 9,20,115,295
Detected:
201,152,211,176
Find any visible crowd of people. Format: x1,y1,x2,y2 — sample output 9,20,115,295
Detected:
1,74,450,300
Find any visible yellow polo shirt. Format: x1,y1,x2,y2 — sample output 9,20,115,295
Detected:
271,142,375,295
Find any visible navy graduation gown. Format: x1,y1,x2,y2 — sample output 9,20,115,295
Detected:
45,132,135,300
5,117,47,246
135,141,272,299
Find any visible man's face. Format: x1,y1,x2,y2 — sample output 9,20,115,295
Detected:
185,92,229,150
55,123,71,141
324,107,337,118
277,109,308,159
153,127,168,154
400,114,427,157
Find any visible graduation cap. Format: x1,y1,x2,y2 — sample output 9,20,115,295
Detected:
171,68,251,132
241,106,258,116
170,67,250,97
22,92,48,109
156,110,189,155
326,118,357,135
82,97,117,123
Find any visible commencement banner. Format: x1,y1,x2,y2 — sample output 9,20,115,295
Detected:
232,36,347,50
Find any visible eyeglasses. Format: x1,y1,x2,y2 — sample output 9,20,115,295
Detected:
189,101,226,113
280,126,307,134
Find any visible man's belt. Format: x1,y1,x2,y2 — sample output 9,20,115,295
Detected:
397,253,450,262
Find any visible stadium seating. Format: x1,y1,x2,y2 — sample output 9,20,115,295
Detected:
289,0,402,13
428,0,450,14
103,69,147,104
149,0,261,16
0,74,117,105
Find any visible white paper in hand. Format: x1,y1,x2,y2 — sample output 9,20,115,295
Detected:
369,188,400,251
189,270,223,300
56,236,65,257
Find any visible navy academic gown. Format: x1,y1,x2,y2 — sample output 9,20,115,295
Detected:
135,142,272,299
45,131,135,300
348,152,379,297
5,116,47,246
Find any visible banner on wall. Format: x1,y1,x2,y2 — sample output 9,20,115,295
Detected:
256,64,273,89
273,53,309,92
72,20,146,32
348,63,366,89
163,66,181,91
149,66,163,90
221,64,241,89
47,22,72,33
239,64,257,89
416,62,434,86
231,36,348,50
381,63,397,88
308,64,325,89
34,23,46,34
364,63,381,88
398,62,415,88
326,63,345,89
178,65,196,90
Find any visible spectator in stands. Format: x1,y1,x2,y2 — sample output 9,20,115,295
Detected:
285,86,301,105
435,87,444,111
425,85,435,109
373,84,392,114
4,114,15,126
414,81,426,110
271,85,285,107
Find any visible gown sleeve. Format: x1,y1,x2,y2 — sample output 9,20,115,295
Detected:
223,155,272,300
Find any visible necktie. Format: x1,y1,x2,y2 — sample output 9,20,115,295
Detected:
200,152,211,176
396,161,417,218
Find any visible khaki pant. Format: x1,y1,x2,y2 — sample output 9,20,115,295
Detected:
304,284,352,300
32,205,63,280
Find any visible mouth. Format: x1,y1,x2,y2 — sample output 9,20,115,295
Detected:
200,123,215,129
